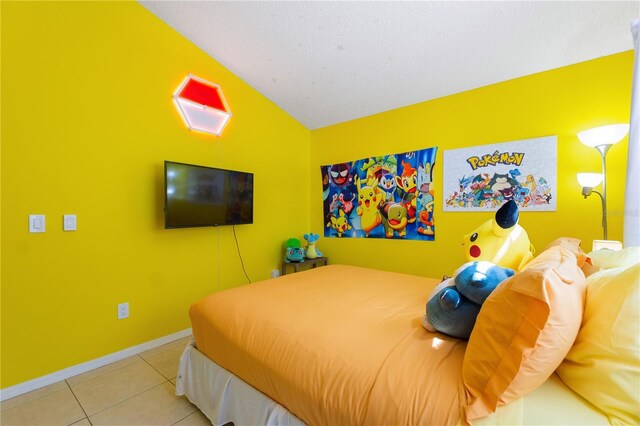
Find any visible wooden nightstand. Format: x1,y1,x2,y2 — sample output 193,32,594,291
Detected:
281,257,329,276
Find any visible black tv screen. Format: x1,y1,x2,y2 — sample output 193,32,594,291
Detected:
164,161,254,228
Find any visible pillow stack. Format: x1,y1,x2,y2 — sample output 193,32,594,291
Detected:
556,247,640,425
462,243,588,421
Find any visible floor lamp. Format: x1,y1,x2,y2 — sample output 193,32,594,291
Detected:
577,123,629,241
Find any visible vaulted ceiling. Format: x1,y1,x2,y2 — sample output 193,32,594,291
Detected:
140,1,639,129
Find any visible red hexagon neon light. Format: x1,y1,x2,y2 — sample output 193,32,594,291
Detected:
173,75,231,136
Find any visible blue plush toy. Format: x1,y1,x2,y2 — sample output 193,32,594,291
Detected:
303,233,323,259
423,261,515,339
422,200,533,339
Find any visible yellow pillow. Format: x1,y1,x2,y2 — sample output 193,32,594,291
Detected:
588,246,640,270
556,262,640,425
462,246,587,421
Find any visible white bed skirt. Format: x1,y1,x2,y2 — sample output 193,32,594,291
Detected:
176,341,609,426
176,341,305,426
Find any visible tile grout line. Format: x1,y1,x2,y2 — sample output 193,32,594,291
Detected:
2,331,193,403
69,341,185,418
64,380,92,426
66,354,146,388
83,381,171,420
139,338,190,360
138,354,199,425
2,341,190,423
0,387,67,414
138,353,177,382
140,346,201,424
170,409,200,426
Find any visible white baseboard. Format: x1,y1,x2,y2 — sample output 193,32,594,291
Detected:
0,328,192,402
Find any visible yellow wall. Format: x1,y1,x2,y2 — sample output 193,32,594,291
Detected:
311,51,633,278
1,1,634,391
1,2,310,388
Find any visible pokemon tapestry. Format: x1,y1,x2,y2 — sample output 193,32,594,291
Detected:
322,147,437,240
443,136,557,211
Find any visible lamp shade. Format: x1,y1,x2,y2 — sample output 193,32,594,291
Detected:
577,124,629,147
577,172,604,188
173,75,231,136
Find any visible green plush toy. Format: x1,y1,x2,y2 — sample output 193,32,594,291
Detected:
284,238,305,263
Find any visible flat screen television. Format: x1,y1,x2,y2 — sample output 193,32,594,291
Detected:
164,161,254,229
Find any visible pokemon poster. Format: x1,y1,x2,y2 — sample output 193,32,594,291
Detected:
443,136,557,212
321,147,437,240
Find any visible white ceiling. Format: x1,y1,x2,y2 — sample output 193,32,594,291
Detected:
140,1,639,130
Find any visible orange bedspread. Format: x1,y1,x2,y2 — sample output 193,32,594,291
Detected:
190,264,467,425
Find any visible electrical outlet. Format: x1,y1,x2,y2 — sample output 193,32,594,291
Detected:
117,302,129,320
270,269,280,278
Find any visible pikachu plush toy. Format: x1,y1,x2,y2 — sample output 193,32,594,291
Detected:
423,200,535,339
461,199,535,271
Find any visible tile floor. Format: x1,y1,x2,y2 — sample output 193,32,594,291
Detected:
1,336,213,426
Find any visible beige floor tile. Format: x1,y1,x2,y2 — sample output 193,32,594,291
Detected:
139,336,192,359
89,382,196,426
70,419,91,426
141,346,184,380
173,410,213,425
66,355,141,387
1,386,85,426
68,358,166,415
0,380,68,412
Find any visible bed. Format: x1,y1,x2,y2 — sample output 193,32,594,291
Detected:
176,242,640,425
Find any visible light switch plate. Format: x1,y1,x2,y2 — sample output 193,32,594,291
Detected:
63,214,77,231
29,215,46,233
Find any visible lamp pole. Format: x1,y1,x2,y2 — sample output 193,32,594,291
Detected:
577,123,629,242
595,144,611,240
